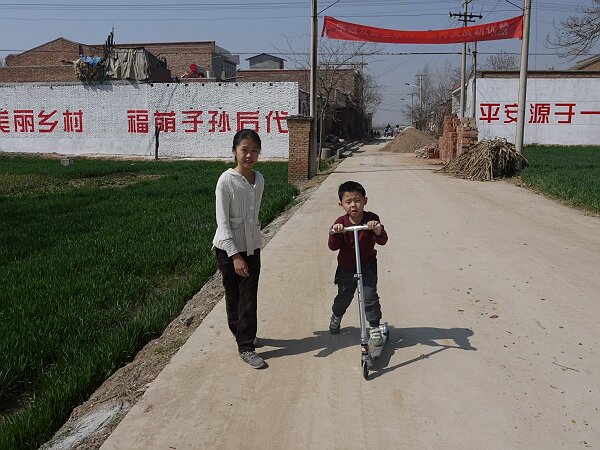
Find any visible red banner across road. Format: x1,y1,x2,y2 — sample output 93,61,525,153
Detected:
321,15,523,44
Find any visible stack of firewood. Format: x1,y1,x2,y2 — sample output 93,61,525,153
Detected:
438,138,529,180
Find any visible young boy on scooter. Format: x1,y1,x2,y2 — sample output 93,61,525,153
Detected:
328,181,388,346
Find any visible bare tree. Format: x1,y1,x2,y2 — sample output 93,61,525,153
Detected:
404,62,459,133
430,63,460,134
355,72,382,128
0,57,5,68
485,51,519,70
547,0,600,59
279,36,381,142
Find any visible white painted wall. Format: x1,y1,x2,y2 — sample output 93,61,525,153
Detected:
466,77,600,145
0,81,298,158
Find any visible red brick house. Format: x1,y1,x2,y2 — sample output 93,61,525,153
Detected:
0,37,104,83
0,37,238,83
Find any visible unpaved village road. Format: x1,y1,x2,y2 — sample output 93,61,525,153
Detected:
101,142,599,450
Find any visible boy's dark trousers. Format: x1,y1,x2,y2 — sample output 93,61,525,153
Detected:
215,248,260,353
332,258,382,327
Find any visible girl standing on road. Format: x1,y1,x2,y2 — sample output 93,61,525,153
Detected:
212,129,267,369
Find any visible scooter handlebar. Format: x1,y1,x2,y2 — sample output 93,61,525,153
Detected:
329,223,382,235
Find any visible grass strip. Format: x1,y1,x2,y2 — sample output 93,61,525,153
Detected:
521,145,600,214
0,156,297,449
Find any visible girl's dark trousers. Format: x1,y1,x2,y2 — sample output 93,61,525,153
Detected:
215,248,261,353
332,258,382,327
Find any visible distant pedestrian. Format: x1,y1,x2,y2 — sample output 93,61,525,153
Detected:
213,129,267,369
327,181,388,346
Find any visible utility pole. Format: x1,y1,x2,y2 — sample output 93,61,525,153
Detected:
515,0,532,154
310,0,318,177
450,1,482,118
416,73,425,109
472,41,477,118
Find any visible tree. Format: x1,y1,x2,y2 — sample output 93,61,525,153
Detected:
355,72,382,130
0,57,5,67
485,51,519,70
280,36,381,150
547,0,600,58
403,63,459,133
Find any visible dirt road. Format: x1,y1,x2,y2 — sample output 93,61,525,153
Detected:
101,142,600,450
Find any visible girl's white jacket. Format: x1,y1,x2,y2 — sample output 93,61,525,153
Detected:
212,168,264,257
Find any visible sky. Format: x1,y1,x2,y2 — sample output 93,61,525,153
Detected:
1,0,599,126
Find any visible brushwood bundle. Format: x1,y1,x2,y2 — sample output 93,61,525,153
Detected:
438,139,529,180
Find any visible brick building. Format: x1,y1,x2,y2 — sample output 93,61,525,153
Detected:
113,41,239,80
0,37,104,83
0,37,238,83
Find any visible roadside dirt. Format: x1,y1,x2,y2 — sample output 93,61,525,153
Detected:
40,161,343,450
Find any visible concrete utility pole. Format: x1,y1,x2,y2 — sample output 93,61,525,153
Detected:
460,0,468,118
472,41,477,118
416,73,425,109
450,1,482,118
515,0,532,154
310,0,318,177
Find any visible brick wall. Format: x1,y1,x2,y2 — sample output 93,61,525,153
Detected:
287,115,313,185
0,66,77,83
238,69,310,93
237,68,359,97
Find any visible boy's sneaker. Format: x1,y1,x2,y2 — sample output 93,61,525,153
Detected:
239,351,267,369
370,326,384,347
329,315,342,334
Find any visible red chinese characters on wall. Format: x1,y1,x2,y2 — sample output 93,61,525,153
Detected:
127,110,149,133
0,108,290,135
127,109,289,134
0,109,84,133
479,102,598,125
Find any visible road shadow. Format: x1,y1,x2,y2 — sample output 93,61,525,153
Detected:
366,326,477,380
257,326,476,375
257,328,358,360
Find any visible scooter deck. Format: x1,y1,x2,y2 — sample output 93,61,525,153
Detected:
367,323,389,361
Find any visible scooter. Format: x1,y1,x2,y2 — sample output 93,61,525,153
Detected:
329,224,389,380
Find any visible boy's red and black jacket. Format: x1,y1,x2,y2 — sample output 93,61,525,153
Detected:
328,211,388,271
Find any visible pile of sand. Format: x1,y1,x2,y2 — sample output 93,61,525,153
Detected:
380,127,437,153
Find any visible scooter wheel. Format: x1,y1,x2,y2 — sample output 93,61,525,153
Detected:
362,361,369,380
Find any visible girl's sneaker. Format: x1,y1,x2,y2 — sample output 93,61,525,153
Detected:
370,326,384,347
329,315,342,334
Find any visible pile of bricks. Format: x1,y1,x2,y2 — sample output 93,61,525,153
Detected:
439,115,460,162
457,118,478,157
439,115,478,162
